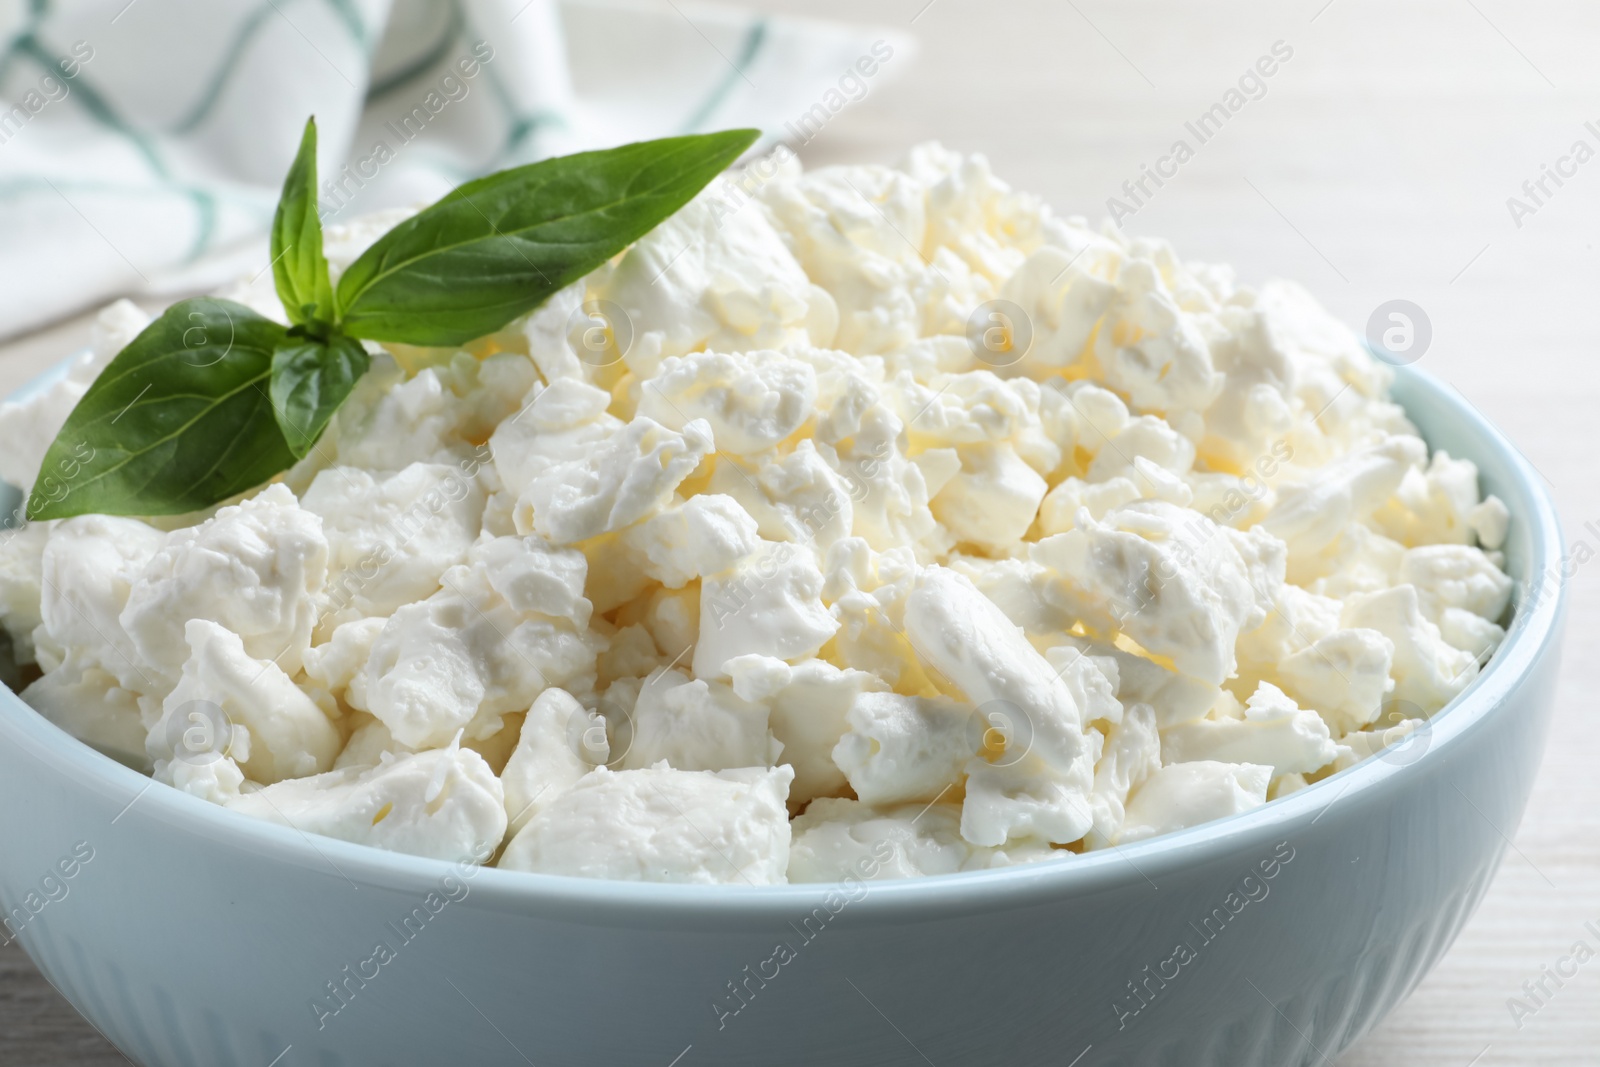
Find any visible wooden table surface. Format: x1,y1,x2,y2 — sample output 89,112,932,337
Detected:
3,0,1598,1063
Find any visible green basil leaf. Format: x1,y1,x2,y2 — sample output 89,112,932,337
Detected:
335,128,761,346
269,333,370,459
26,298,295,520
272,116,334,327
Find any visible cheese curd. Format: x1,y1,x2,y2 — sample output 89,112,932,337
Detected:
120,484,328,685
356,538,602,749
498,764,794,884
35,515,164,692
0,144,1516,882
153,619,342,785
226,743,507,864
303,461,486,626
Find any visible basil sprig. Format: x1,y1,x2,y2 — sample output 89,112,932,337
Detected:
26,120,760,520
24,298,296,518
271,116,335,329
263,117,367,458
336,133,759,346
269,334,370,459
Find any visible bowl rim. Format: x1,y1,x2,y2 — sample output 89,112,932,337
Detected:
0,357,1567,920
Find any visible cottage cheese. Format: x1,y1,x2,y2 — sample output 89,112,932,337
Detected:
0,144,1516,882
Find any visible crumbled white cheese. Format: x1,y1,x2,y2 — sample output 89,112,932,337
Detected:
1031,501,1280,686
1397,544,1514,624
637,349,817,455
788,798,1061,882
596,173,815,371
358,545,601,749
694,541,839,678
36,515,165,693
726,654,887,806
303,617,388,703
1468,495,1510,551
488,377,617,494
303,462,486,624
500,687,605,832
154,620,342,784
1371,450,1483,546
930,441,1047,551
1263,437,1424,560
470,533,593,630
498,763,793,883
120,484,327,684
1118,761,1272,844
0,521,53,664
517,416,714,545
615,666,779,771
5,142,1517,882
226,744,507,864
1276,627,1395,734
623,494,760,589
1084,701,1161,849
903,566,1096,846
706,440,856,549
1159,682,1336,776
832,691,974,805
1341,585,1479,713
21,656,146,766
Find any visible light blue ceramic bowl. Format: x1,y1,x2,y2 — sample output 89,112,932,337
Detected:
0,362,1565,1067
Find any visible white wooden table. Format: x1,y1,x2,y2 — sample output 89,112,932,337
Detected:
3,0,1597,1062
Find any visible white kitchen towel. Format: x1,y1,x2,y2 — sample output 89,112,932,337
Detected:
0,0,911,339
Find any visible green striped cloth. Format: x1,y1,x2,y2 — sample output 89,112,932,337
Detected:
0,0,909,339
